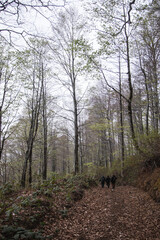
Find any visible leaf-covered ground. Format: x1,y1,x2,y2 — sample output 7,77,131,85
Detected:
0,177,160,240
44,185,160,240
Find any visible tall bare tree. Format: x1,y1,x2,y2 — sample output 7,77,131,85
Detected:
89,0,144,154
19,42,45,187
0,41,20,175
51,8,91,174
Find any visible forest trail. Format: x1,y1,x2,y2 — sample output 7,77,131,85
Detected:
45,185,160,240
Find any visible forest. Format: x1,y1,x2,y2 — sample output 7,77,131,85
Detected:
0,0,159,186
0,0,160,239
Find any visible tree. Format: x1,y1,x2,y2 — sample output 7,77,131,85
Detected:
118,53,125,176
130,0,160,137
82,84,117,169
41,60,48,180
138,19,160,132
0,0,66,44
89,0,144,153
19,39,50,187
0,40,20,174
51,7,91,174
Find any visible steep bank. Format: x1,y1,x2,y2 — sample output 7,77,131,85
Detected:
137,167,160,203
119,161,160,202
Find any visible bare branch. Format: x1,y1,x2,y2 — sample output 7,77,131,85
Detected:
0,0,66,47
0,1,66,13
114,0,136,36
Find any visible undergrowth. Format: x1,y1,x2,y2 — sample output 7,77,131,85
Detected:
0,174,97,239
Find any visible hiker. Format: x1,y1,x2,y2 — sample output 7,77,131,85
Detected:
100,176,106,188
105,176,111,188
111,175,117,190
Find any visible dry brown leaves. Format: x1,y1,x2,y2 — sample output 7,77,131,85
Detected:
42,186,160,240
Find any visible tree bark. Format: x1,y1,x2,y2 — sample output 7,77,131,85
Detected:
71,39,79,174
21,68,42,187
119,54,125,176
73,90,79,174
124,14,141,153
140,63,149,135
0,106,2,162
42,62,48,181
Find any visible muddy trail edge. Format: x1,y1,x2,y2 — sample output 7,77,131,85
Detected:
44,186,160,240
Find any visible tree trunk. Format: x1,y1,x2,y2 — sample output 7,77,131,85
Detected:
0,106,2,162
21,99,41,187
42,62,48,180
140,65,149,135
74,94,79,174
79,123,84,173
119,54,125,176
108,124,113,168
21,151,29,188
125,24,141,153
42,112,47,180
71,42,79,174
153,59,159,132
29,147,33,186
4,149,7,184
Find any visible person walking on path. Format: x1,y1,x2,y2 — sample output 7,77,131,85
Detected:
100,176,106,188
111,175,117,190
105,176,111,188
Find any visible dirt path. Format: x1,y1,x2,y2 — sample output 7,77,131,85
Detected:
46,186,160,240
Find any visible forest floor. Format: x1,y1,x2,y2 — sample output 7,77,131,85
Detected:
44,185,160,240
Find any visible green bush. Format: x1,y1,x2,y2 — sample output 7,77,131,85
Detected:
0,183,13,196
0,225,45,240
5,204,21,221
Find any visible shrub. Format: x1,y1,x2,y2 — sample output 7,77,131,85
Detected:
0,225,45,240
0,183,13,196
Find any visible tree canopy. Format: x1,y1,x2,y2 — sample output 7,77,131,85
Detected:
0,0,160,186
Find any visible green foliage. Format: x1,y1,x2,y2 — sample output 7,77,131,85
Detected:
0,183,13,196
31,176,62,199
90,122,109,131
107,133,160,186
0,225,45,240
0,183,16,217
0,174,98,239
32,188,53,198
83,162,110,179
83,162,97,176
59,174,97,202
66,191,72,202
59,208,68,218
29,213,42,224
43,189,53,197
65,174,97,187
20,196,32,207
0,202,6,214
139,133,160,167
20,195,50,208
5,204,21,221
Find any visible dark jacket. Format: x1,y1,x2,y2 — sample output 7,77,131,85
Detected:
106,176,111,184
111,175,117,184
100,176,105,184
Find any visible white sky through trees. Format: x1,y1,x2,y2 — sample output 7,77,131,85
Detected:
0,0,94,130
0,0,66,46
0,0,155,128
